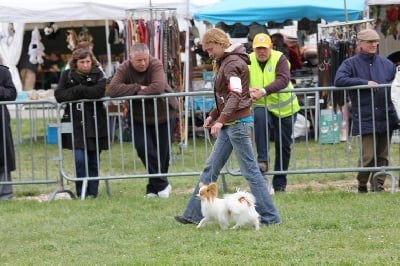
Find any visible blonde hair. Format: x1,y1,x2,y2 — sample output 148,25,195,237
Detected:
201,28,230,48
201,28,230,73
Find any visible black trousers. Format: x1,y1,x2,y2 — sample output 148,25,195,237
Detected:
132,120,173,194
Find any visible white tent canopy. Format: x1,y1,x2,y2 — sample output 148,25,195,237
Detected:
367,0,400,4
0,0,196,23
0,0,215,90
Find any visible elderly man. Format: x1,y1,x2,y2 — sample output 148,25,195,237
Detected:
334,29,398,193
249,33,300,193
109,43,178,198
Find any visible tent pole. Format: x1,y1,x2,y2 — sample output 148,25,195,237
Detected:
344,0,348,23
182,0,190,147
104,19,112,77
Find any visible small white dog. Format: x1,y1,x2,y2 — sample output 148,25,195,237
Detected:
196,182,260,230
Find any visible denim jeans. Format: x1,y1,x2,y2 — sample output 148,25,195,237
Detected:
74,149,99,198
254,107,296,191
181,122,281,224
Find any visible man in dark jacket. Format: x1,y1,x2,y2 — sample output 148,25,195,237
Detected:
0,65,17,200
334,29,397,193
109,43,178,198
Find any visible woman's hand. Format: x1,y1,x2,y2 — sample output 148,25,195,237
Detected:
203,116,214,128
210,122,223,138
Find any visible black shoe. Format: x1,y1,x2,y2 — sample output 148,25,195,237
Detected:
358,186,368,193
174,215,198,225
261,221,282,227
371,186,385,192
274,188,286,193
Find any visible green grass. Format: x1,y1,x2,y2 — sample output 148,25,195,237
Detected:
1,179,400,265
3,119,400,265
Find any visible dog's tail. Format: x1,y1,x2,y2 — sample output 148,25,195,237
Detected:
235,191,256,207
224,191,256,213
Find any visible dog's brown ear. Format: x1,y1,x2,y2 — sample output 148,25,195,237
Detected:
208,182,217,190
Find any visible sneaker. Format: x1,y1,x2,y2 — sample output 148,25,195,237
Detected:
174,215,198,225
358,186,368,193
258,162,268,173
158,184,172,198
146,193,158,198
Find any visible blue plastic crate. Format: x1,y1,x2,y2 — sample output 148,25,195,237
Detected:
202,70,214,81
47,124,58,144
194,97,215,111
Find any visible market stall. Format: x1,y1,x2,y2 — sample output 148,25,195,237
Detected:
192,0,367,141
194,0,365,25
0,0,213,91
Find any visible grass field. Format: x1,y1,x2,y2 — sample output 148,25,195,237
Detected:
2,173,400,265
2,118,400,265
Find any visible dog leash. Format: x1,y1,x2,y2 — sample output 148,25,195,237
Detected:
204,129,215,184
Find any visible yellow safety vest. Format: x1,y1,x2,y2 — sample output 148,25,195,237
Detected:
249,50,300,118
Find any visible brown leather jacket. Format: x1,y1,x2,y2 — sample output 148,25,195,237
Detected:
209,43,252,125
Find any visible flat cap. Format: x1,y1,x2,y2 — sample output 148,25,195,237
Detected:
357,29,380,41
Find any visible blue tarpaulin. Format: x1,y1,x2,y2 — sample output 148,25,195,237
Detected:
193,0,365,25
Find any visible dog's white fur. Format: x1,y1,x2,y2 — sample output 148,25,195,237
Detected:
196,182,260,230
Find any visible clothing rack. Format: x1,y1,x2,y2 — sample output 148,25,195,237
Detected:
124,6,183,139
319,19,375,29
126,7,177,22
124,6,182,91
317,19,375,89
317,20,376,142
319,19,375,42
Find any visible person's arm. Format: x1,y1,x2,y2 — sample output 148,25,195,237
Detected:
136,59,167,95
265,55,291,94
391,68,400,119
77,71,106,99
0,68,17,101
108,63,141,97
54,69,105,102
334,59,368,87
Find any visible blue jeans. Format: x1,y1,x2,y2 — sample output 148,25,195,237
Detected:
74,149,100,198
181,122,281,224
254,107,296,191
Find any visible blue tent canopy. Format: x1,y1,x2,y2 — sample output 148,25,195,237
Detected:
193,0,365,25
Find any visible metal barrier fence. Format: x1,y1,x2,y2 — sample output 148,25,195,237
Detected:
1,85,399,200
1,99,63,197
